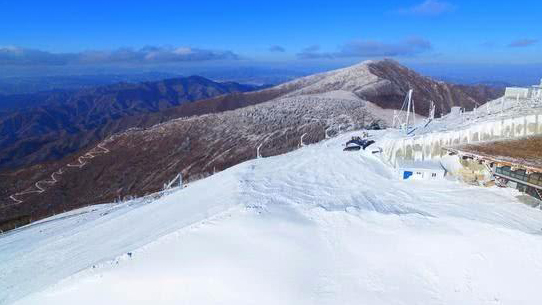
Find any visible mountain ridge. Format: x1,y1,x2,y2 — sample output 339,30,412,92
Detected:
0,59,504,230
0,76,264,169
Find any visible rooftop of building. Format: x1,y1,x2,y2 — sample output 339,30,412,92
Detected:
396,160,446,171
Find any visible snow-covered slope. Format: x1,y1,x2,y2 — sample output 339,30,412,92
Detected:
276,59,502,117
2,59,502,229
3,131,542,305
280,61,381,97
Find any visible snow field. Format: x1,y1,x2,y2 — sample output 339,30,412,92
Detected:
3,130,542,305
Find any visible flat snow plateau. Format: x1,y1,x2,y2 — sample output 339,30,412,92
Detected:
2,131,542,305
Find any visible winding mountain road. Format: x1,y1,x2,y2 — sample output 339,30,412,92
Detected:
6,142,112,207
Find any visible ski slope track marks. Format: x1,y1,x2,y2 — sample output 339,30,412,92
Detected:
2,131,542,304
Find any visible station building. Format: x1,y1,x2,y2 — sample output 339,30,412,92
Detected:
504,79,542,100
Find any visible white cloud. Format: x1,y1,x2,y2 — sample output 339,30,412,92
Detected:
268,45,286,52
297,38,432,59
395,0,456,16
508,39,538,48
0,46,239,66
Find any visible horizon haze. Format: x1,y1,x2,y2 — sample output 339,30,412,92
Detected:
1,0,541,85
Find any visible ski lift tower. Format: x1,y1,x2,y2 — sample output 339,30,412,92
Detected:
392,89,415,134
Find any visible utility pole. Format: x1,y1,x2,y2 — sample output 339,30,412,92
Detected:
256,143,263,159
300,133,307,147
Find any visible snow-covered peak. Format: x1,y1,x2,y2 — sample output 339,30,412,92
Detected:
275,59,392,98
272,59,500,118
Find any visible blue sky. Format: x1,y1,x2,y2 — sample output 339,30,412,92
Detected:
0,0,541,78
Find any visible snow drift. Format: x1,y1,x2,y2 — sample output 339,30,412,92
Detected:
2,131,542,305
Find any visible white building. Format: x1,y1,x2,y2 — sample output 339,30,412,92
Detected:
504,87,530,99
397,160,446,180
504,79,542,100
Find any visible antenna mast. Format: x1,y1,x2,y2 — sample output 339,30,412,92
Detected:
392,89,415,134
428,101,435,120
404,89,413,133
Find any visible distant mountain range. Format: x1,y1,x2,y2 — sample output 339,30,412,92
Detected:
0,72,183,96
0,76,265,169
0,67,305,96
0,59,504,231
